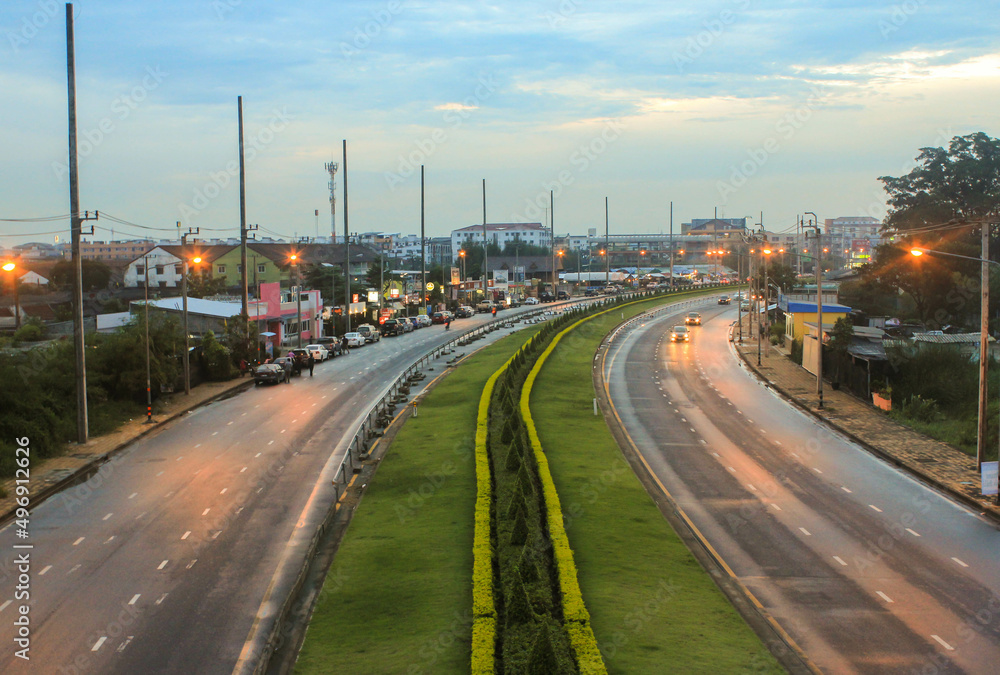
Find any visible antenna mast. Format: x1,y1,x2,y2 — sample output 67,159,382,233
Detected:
325,161,339,243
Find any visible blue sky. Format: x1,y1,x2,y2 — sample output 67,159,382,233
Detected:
1,0,998,248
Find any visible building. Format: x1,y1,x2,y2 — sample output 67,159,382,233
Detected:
12,242,62,260
823,216,882,268
80,240,155,261
681,218,749,235
450,223,551,256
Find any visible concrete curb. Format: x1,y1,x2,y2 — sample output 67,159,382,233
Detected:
2,378,254,526
730,332,1000,525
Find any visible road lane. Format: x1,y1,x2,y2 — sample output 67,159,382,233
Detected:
0,308,550,674
605,299,1000,674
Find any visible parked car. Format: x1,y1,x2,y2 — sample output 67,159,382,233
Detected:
380,319,404,336
357,324,380,343
417,314,433,327
288,348,311,372
557,290,571,300
305,344,329,362
455,305,475,318
274,355,299,379
523,296,539,305
685,312,702,326
670,325,690,343
253,363,285,385
343,332,365,347
400,318,415,332
718,295,731,305
315,335,342,356
432,311,454,324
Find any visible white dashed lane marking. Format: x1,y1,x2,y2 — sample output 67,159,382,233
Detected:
181,531,191,540
869,505,883,513
931,635,955,651
73,537,85,546
129,594,141,606
952,557,969,568
799,527,811,536
833,556,847,566
92,637,107,652
158,560,168,570
876,591,894,603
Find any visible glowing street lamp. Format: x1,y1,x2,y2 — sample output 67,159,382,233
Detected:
2,261,19,330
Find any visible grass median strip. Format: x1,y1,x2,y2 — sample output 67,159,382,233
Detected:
530,301,784,674
295,329,538,675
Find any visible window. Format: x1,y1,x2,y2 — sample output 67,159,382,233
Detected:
155,265,164,275
217,265,226,274
258,264,266,274
237,265,243,274
136,265,145,275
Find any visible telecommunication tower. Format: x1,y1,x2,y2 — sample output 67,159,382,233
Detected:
325,161,339,243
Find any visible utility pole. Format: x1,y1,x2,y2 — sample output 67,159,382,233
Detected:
66,3,89,444
343,140,350,333
482,179,488,301
669,201,674,289
978,222,989,470
551,190,556,295
421,165,426,315
143,254,154,424
180,226,198,395
605,197,610,286
238,96,249,321
805,211,823,409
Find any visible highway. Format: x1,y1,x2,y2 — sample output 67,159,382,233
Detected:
604,299,1000,674
0,309,539,674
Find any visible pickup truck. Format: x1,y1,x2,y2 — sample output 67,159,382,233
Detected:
476,300,497,313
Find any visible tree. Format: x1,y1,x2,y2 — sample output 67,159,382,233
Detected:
223,315,259,366
302,263,345,301
186,268,228,299
754,262,796,295
199,330,233,380
879,132,1000,235
50,259,112,291
829,316,854,354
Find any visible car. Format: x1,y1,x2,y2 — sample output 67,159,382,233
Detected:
288,348,311,371
602,286,617,294
416,314,433,327
718,295,731,305
400,318,415,332
476,300,497,313
685,312,702,326
305,344,329,362
274,355,299,378
740,301,751,311
357,324,380,343
253,363,285,385
670,325,690,342
556,290,571,300
455,305,475,318
314,335,342,356
523,296,539,305
380,318,404,336
584,288,600,297
538,292,554,303
343,332,365,347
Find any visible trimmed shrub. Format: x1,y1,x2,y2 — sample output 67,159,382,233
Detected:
527,623,559,675
510,510,528,546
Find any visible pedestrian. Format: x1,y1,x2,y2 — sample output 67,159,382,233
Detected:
343,338,350,355
239,358,247,378
308,352,315,377
281,357,292,383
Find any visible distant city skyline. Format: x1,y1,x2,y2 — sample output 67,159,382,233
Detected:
1,1,997,248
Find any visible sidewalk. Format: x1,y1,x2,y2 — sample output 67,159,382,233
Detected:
1,376,253,522
732,317,1000,520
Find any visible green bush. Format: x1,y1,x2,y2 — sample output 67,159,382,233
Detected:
901,394,941,423
790,338,803,365
200,331,234,381
13,322,43,343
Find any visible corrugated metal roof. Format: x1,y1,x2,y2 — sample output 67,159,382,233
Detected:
913,332,995,344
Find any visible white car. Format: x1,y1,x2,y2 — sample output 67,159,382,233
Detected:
343,332,365,347
416,314,432,327
305,344,329,362
524,297,539,305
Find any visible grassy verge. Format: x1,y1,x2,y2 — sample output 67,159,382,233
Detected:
530,302,784,674
295,329,539,675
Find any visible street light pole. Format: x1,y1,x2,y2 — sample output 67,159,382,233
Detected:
143,254,154,423
805,211,822,409
1,261,19,330
291,254,302,348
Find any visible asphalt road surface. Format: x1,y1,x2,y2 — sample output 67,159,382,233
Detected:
604,299,1000,674
0,307,546,674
